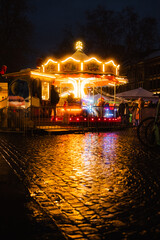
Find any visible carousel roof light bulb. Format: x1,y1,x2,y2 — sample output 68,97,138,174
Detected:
76,41,83,51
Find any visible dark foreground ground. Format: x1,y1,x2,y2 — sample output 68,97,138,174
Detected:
0,154,66,240
0,128,160,240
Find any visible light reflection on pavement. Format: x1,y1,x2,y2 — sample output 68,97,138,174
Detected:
0,129,160,239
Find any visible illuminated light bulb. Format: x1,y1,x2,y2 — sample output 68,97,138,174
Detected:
80,79,90,98
31,71,56,79
105,60,117,67
84,118,87,121
91,118,94,121
103,64,105,72
84,57,102,64
68,78,78,98
77,118,79,121
81,62,83,71
58,63,60,72
108,83,115,86
76,41,83,51
61,57,80,63
44,59,58,65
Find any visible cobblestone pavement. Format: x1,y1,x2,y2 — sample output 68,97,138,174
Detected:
0,154,66,240
0,128,160,240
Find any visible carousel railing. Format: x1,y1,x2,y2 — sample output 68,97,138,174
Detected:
30,105,121,129
0,106,31,132
0,105,122,133
0,102,158,133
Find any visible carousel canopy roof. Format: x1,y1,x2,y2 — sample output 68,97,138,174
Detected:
39,41,120,75
30,41,127,86
71,49,89,61
4,41,128,98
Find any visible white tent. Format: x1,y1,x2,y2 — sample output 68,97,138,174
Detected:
116,87,157,100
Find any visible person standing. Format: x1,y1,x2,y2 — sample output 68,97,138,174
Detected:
124,102,130,124
50,85,60,121
138,97,144,122
131,101,138,126
118,100,125,123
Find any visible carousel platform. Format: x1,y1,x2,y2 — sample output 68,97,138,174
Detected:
0,124,129,135
35,125,85,135
34,123,128,135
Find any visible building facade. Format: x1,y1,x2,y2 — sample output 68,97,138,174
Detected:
117,50,160,94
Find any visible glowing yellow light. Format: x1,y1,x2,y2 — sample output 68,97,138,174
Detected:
58,63,60,72
116,65,120,76
60,90,74,97
61,108,82,112
41,59,58,73
104,60,121,76
68,108,81,112
108,83,116,86
116,77,127,84
79,77,95,98
105,60,117,67
61,57,80,63
68,78,78,97
31,71,56,79
80,79,91,98
84,57,102,64
60,92,68,97
81,62,83,71
103,64,105,72
42,82,50,100
76,41,83,51
44,59,58,65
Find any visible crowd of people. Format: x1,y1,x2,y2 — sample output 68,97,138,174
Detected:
94,97,146,126
118,97,153,126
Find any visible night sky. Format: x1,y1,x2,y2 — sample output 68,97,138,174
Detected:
29,0,160,56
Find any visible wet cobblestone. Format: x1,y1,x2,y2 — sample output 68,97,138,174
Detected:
0,128,160,239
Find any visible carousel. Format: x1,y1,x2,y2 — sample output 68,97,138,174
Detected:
32,41,127,118
2,41,127,124
31,41,127,95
